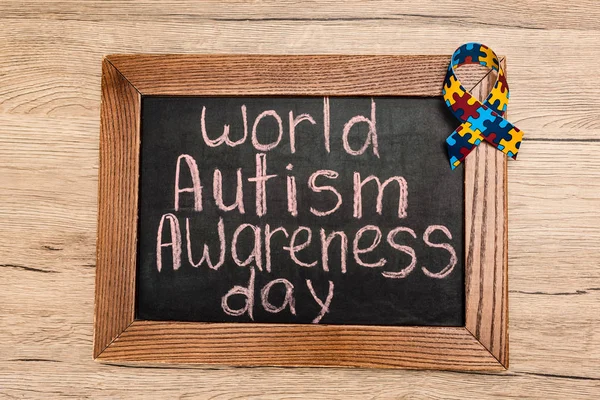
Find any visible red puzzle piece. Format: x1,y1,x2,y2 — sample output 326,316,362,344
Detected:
451,92,480,121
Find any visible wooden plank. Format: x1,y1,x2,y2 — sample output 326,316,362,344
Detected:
1,0,599,30
1,19,598,140
108,54,453,96
509,143,600,292
1,360,599,399
109,55,491,96
464,59,508,367
98,322,501,370
93,59,140,357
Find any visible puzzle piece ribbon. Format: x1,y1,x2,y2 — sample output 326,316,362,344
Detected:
443,42,524,169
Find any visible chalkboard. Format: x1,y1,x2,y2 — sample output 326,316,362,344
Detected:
136,96,464,326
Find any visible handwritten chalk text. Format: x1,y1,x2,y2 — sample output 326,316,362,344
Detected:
154,98,458,323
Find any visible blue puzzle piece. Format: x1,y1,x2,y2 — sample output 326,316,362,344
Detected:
467,106,496,132
481,116,514,145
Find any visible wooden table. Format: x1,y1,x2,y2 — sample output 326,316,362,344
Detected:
1,1,598,398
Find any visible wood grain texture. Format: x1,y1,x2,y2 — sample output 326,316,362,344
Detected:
94,59,140,357
95,56,506,370
1,1,600,398
464,60,509,367
99,322,501,370
1,14,599,140
109,54,472,96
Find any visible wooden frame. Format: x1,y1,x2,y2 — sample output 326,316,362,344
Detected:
94,55,508,370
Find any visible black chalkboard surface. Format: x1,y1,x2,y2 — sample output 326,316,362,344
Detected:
136,96,464,326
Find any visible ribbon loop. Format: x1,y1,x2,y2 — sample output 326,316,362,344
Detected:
443,42,523,169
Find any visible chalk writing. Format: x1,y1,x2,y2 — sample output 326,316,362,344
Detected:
150,97,460,324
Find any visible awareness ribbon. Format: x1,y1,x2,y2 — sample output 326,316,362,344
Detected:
443,42,524,169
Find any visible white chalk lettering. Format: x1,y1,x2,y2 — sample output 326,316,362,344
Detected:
221,267,255,319
283,226,317,268
306,279,334,323
308,169,342,216
247,153,277,217
174,154,202,211
156,213,182,272
422,225,457,279
342,98,379,157
353,172,408,219
185,217,226,270
261,279,296,315
353,225,386,268
231,223,263,271
383,227,417,279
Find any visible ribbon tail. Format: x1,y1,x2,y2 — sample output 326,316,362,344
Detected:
480,125,523,160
